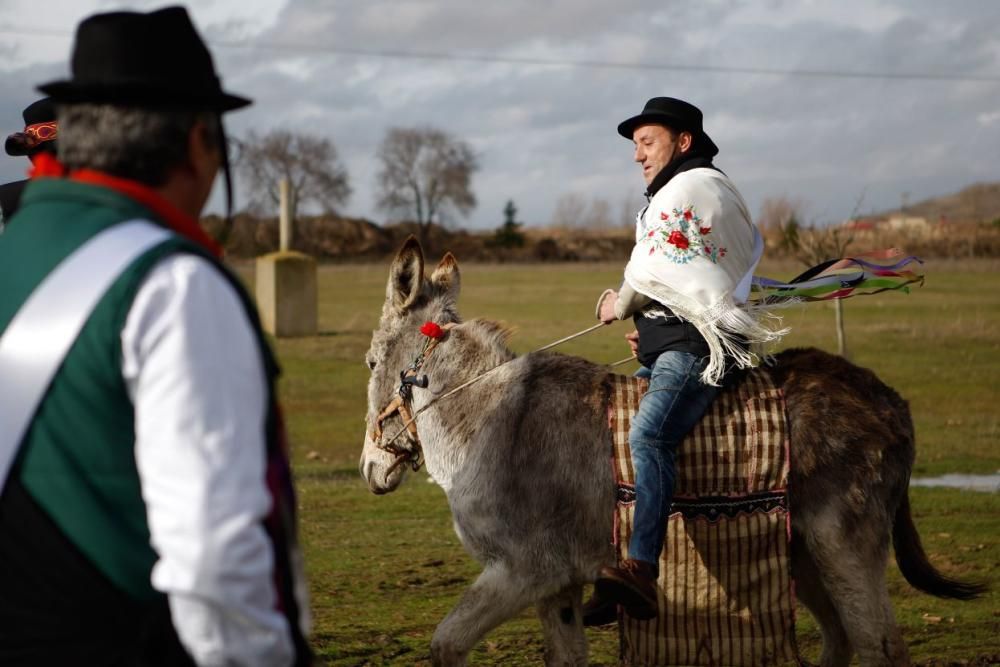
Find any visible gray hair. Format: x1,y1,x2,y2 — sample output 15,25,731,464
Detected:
57,104,218,186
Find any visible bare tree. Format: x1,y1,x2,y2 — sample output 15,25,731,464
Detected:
620,192,642,229
587,198,612,229
550,193,614,230
758,195,805,234
236,129,351,222
550,193,587,229
375,126,478,248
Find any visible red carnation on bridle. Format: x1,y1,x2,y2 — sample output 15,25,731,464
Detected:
420,321,445,339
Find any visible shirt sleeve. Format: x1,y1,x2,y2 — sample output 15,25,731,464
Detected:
615,280,652,320
121,254,294,667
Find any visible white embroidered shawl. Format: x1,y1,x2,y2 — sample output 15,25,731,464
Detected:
623,168,785,385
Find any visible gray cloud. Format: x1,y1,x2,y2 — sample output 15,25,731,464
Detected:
2,0,997,230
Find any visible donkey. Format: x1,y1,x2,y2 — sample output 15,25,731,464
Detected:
359,238,983,667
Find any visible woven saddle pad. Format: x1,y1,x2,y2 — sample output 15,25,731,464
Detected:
608,368,798,667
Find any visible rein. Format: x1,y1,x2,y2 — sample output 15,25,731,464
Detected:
371,321,630,479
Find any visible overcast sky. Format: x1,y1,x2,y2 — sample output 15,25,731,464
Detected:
1,0,998,230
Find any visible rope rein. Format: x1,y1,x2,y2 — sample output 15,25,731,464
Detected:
378,322,633,453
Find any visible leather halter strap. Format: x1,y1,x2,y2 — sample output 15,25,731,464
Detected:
369,322,455,474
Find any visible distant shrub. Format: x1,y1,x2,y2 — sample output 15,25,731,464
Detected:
488,222,524,248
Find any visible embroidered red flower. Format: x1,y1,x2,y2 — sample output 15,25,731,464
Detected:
647,230,655,237
683,209,693,221
667,231,690,250
660,211,669,220
699,226,711,235
420,321,445,339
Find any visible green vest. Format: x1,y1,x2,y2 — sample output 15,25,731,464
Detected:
0,178,252,599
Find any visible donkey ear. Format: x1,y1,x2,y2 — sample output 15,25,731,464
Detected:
430,251,460,300
387,235,425,310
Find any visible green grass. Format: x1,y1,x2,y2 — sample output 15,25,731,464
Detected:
235,257,999,665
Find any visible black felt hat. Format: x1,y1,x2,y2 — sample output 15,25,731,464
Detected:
5,98,58,156
21,98,56,126
617,97,718,156
38,6,251,112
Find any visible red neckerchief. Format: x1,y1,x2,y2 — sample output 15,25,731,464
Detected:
29,153,223,258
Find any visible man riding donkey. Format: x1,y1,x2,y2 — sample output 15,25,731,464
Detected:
589,97,784,623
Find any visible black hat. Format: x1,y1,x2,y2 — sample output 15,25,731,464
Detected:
617,97,718,157
5,98,58,156
22,98,57,126
38,6,251,112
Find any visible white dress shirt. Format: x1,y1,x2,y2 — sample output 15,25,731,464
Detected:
120,253,296,667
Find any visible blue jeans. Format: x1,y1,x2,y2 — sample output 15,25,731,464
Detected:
628,351,720,567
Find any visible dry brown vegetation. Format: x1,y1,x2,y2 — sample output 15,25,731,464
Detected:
206,212,1000,263
206,179,1000,262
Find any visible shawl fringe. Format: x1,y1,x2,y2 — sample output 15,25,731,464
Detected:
628,273,788,385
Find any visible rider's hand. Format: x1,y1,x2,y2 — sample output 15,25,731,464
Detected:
595,289,618,324
625,329,640,357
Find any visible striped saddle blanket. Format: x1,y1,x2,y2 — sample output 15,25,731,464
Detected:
608,369,799,667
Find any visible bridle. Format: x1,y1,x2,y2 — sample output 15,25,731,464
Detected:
369,322,454,477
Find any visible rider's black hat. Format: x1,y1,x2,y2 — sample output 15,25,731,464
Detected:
617,97,719,157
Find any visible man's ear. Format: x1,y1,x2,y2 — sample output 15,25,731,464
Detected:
187,119,219,176
678,131,694,153
177,118,221,215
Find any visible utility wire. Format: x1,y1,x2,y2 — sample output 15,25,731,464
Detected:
2,26,997,83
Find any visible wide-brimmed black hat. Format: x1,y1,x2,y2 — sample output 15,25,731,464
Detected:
617,97,718,156
38,6,251,112
5,98,58,156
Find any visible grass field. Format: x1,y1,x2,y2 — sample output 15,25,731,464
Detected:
240,255,1000,665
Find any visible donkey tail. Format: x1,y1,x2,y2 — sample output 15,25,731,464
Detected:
892,493,987,600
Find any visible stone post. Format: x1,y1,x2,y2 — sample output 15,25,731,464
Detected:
279,178,292,251
255,178,318,337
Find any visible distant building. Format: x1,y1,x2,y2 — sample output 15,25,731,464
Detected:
842,214,932,238
842,217,879,231
886,214,930,231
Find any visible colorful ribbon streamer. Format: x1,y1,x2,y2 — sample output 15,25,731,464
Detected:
751,249,924,304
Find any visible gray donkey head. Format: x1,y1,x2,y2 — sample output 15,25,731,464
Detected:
360,237,461,494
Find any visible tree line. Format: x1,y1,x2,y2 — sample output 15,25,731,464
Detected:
232,127,644,252
234,126,477,250
232,129,1000,263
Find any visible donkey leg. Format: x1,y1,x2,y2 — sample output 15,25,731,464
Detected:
430,565,532,667
791,534,853,667
536,584,587,667
804,508,910,667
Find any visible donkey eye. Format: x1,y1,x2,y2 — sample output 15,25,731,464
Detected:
366,358,376,370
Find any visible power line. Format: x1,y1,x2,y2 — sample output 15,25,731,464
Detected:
2,26,998,83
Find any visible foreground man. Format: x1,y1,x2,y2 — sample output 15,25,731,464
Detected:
590,97,779,621
0,7,310,665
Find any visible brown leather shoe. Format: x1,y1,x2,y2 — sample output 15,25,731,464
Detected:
594,559,659,620
581,588,617,627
